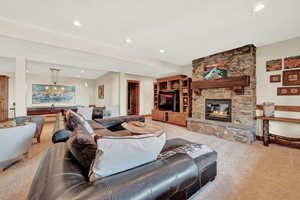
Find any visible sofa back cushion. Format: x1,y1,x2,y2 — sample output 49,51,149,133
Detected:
66,110,94,134
89,132,166,181
77,107,93,120
67,131,97,175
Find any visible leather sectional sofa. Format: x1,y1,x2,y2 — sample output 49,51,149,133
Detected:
27,115,217,200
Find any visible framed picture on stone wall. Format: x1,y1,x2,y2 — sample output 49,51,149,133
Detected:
284,55,300,69
266,59,282,71
203,62,228,80
270,74,281,83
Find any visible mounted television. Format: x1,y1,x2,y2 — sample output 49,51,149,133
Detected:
158,90,180,112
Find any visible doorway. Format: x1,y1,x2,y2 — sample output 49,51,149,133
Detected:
127,80,140,115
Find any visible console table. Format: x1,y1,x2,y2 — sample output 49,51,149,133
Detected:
256,116,300,148
27,106,78,116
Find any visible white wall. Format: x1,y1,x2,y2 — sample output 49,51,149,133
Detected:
2,72,96,111
94,72,155,116
25,74,95,107
94,72,120,116
256,36,300,137
120,73,155,116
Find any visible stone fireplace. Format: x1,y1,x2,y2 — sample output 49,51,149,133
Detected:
187,45,256,144
205,99,232,122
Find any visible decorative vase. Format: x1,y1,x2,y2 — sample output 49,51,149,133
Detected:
263,102,275,117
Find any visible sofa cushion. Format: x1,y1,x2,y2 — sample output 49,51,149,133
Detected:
67,131,98,174
66,110,94,134
52,130,72,144
89,132,166,181
77,107,93,120
86,120,105,130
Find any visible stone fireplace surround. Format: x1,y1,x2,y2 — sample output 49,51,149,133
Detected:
187,45,256,144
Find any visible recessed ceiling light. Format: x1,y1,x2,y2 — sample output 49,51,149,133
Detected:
73,20,82,27
126,38,132,43
80,70,85,73
160,49,165,54
254,3,265,12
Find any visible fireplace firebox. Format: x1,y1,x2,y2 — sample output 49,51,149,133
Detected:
205,99,232,122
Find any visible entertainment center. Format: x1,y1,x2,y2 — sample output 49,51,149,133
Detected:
152,75,192,126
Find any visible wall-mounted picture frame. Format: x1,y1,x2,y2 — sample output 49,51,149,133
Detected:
277,87,300,96
270,74,281,83
283,69,300,86
203,62,228,80
32,84,75,104
266,59,282,71
98,85,104,99
284,55,300,69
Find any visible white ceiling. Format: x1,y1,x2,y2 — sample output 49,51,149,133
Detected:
0,0,299,66
0,57,107,79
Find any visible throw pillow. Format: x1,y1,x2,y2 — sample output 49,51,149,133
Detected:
89,132,166,181
67,130,98,176
67,110,94,134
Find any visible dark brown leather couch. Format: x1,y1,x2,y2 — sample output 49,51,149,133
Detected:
27,138,217,200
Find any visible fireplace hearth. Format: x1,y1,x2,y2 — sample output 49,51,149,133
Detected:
205,99,232,122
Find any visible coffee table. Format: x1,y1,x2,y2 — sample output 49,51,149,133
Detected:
121,121,163,135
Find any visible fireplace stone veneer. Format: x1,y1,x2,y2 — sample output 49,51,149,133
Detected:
188,45,256,144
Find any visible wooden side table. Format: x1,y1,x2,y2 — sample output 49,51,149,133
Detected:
256,116,300,147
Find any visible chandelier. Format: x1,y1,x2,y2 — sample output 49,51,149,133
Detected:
50,67,61,85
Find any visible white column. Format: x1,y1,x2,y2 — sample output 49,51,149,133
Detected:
119,72,127,116
15,57,27,117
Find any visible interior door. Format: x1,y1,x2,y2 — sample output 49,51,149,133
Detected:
127,81,140,115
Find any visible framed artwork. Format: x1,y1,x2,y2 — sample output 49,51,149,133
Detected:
32,84,75,104
98,85,104,99
270,74,281,83
266,59,282,71
283,69,300,86
278,87,300,96
284,55,300,69
204,62,228,80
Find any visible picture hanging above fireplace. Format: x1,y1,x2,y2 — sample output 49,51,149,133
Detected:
204,62,228,80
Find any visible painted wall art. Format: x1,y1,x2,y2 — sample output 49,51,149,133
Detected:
284,55,300,69
283,69,300,86
204,62,228,80
98,85,104,99
270,74,281,83
266,59,282,71
32,84,75,104
278,87,300,96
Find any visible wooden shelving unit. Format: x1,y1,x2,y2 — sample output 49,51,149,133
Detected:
153,83,158,110
152,75,192,126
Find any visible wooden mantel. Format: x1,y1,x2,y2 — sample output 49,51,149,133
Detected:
191,75,250,95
